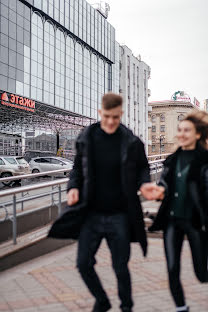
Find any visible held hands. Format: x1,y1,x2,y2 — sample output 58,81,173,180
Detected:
67,184,164,205
67,188,79,206
140,183,165,200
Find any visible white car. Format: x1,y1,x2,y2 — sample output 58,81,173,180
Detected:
29,156,73,176
0,156,31,186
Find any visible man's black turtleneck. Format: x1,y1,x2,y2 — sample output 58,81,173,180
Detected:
90,124,127,214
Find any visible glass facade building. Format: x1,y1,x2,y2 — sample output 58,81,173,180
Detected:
0,0,119,156
0,0,117,119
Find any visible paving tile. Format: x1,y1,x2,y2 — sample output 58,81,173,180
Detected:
0,235,207,312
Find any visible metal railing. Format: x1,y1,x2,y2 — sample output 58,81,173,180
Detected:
148,153,170,160
0,168,71,215
0,177,68,245
149,159,164,183
0,158,166,245
0,168,71,184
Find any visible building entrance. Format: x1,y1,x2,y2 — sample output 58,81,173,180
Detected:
0,90,95,160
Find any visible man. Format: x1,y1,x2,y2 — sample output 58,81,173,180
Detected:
67,93,158,312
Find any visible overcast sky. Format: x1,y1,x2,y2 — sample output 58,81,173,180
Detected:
88,0,208,105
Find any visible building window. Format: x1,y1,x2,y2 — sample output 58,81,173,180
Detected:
161,145,165,152
178,114,185,121
151,115,156,122
152,126,156,132
160,114,165,122
160,135,165,142
152,135,156,142
152,145,155,152
160,125,165,132
133,63,135,85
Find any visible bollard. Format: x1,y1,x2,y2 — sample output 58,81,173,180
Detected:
13,194,17,245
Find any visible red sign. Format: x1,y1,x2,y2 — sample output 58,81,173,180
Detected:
194,97,200,108
1,92,35,112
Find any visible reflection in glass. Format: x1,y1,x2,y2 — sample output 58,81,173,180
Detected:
16,81,24,95
55,28,65,108
31,13,43,101
83,48,91,117
75,43,83,114
44,21,55,105
66,36,75,112
91,54,98,119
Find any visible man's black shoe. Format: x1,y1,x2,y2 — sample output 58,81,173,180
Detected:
176,307,189,312
121,308,132,312
92,300,111,312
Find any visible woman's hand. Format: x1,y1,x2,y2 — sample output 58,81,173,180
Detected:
140,183,165,200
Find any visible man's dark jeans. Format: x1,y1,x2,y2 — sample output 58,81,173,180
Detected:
77,213,133,310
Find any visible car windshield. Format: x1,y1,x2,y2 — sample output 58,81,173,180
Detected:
4,157,17,164
16,158,28,165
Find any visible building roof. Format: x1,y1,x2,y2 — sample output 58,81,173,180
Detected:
148,100,196,109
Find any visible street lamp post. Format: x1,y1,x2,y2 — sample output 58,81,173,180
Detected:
159,135,163,157
156,134,165,158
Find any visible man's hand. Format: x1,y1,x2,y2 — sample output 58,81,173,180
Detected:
140,183,165,200
67,188,79,206
155,185,165,200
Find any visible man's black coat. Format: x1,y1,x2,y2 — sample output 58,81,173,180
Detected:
49,122,150,256
149,143,208,232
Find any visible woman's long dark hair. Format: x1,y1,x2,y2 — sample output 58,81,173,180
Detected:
183,110,208,149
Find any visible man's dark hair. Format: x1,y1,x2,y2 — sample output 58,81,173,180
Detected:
102,93,123,110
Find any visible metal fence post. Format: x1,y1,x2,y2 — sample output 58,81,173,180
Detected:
21,192,24,211
58,185,62,215
13,194,17,245
51,175,54,206
155,163,158,183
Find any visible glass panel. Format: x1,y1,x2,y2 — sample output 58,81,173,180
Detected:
34,0,42,9
60,0,64,25
66,36,74,112
70,0,74,32
83,48,91,117
74,42,83,114
55,28,65,108
44,21,55,105
16,80,23,94
65,0,70,30
31,13,43,101
79,0,83,39
91,53,98,119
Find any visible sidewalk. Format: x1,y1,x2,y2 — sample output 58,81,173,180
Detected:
0,237,207,312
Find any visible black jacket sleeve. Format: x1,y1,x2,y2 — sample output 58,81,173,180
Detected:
135,140,150,189
157,165,169,196
203,166,208,226
67,138,83,192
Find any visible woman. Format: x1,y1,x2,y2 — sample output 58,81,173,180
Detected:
149,110,208,312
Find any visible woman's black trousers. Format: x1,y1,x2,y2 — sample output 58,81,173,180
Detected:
164,218,208,307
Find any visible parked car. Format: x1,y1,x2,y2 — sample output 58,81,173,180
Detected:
24,150,56,162
29,156,73,176
0,156,31,186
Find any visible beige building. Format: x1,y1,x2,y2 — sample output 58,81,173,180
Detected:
148,100,197,156
203,99,208,112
